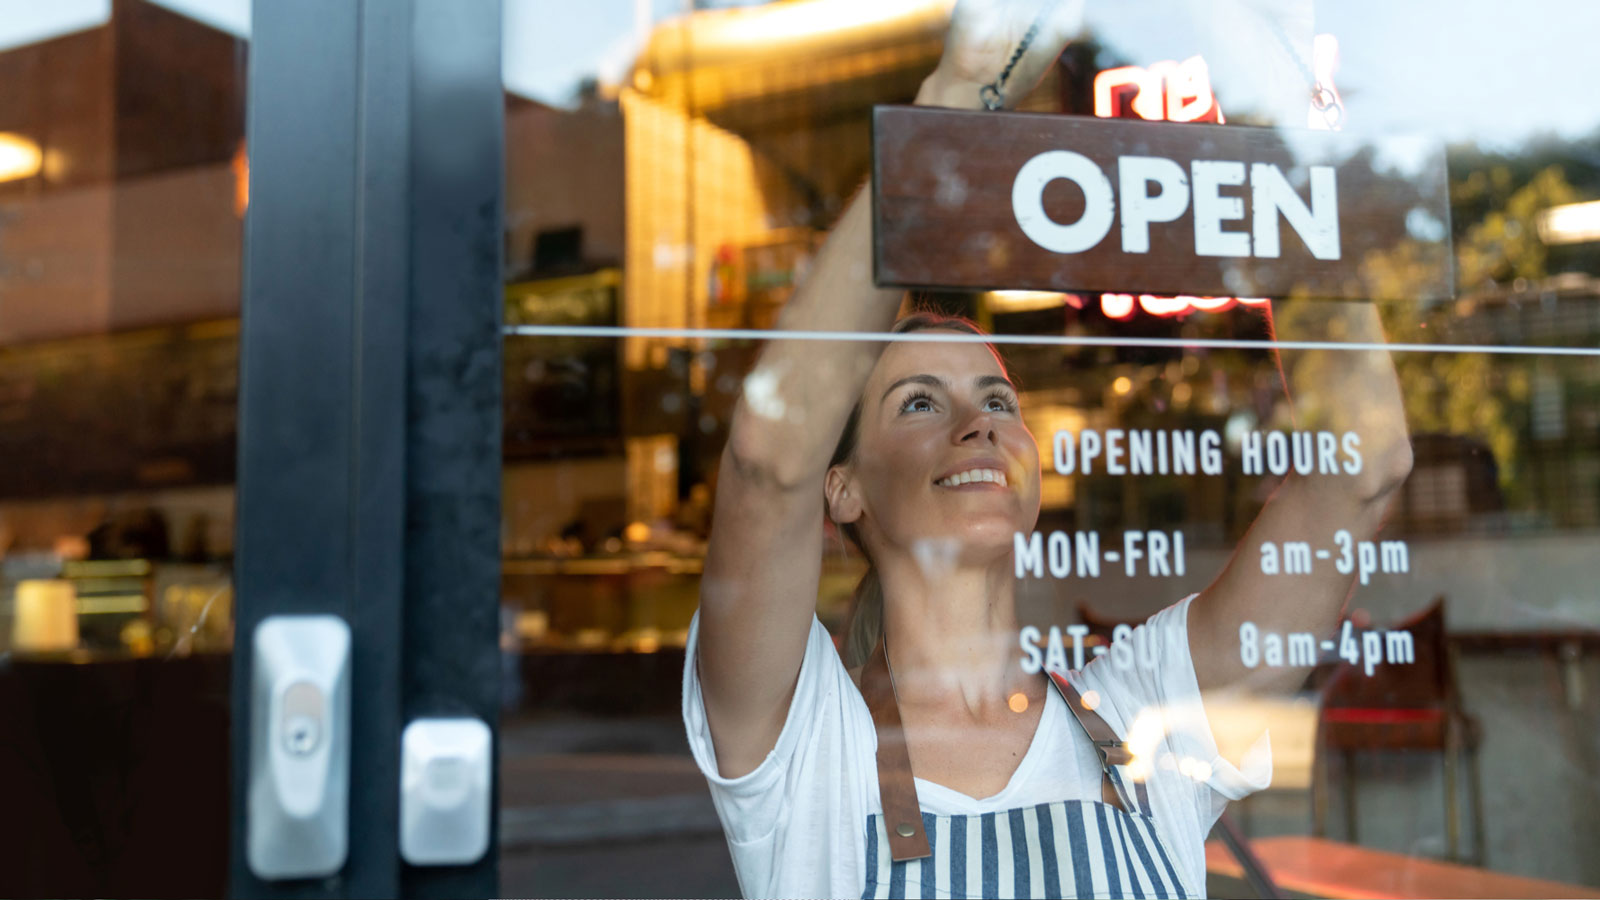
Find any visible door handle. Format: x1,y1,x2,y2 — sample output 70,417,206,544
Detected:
247,615,352,880
400,717,492,866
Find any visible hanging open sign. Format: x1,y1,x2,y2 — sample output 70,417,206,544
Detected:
871,107,1453,301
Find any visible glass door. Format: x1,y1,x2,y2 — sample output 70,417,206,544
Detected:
497,1,1600,898
0,2,245,895
1,1,508,897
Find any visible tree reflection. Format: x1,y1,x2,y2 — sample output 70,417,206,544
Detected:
1359,133,1599,520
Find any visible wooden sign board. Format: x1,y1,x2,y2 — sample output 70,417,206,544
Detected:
872,106,1454,301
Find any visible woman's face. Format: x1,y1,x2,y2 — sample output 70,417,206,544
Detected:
832,333,1043,568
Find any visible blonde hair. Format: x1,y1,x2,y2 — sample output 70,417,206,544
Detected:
830,312,1007,668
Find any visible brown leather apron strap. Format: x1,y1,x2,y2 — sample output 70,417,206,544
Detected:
861,638,931,861
1047,668,1134,814
860,642,1136,861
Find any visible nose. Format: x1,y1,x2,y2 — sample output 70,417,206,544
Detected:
955,408,999,446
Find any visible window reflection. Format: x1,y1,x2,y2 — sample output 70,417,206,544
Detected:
500,1,1600,897
0,1,242,894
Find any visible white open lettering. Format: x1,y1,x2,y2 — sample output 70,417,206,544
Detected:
1012,153,1341,260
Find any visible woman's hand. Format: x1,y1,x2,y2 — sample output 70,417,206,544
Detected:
918,0,1086,109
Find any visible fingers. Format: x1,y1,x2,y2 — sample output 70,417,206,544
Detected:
997,0,1085,106
931,0,1085,109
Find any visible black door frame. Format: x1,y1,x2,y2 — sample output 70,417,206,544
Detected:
230,1,503,896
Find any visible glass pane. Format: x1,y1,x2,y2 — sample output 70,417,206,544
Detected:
502,1,1600,897
0,1,244,894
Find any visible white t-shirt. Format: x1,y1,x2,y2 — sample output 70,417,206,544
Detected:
682,594,1272,899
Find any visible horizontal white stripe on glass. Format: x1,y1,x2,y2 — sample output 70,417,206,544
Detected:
504,324,1600,357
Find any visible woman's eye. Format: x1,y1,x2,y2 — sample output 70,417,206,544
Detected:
985,394,1017,413
898,389,940,413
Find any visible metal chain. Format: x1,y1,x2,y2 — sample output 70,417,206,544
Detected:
1265,17,1343,129
980,1,1058,111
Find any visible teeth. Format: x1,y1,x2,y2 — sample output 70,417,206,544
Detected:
937,468,1007,487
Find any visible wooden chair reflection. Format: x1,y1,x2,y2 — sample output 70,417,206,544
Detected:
1313,596,1485,864
1077,597,1486,866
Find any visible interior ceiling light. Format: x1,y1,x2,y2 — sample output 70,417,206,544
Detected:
986,290,1069,313
0,133,43,183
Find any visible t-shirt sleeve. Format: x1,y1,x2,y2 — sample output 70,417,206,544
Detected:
1078,594,1273,832
681,609,868,861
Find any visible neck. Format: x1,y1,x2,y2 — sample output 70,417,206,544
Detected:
876,550,1027,713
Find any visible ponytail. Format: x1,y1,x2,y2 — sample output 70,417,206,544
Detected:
842,565,883,669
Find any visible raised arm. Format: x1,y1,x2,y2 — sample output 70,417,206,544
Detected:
695,0,1083,778
1187,298,1413,695
694,174,903,780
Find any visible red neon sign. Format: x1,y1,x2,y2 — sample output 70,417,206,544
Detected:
1100,293,1269,320
1093,56,1224,123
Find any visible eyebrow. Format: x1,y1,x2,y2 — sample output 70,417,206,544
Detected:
879,373,1017,407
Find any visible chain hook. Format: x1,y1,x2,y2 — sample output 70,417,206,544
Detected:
1311,83,1344,129
977,1,1055,111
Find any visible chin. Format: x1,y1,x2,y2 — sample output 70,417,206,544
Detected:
934,517,1035,567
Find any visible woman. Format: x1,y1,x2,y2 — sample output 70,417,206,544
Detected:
684,3,1412,897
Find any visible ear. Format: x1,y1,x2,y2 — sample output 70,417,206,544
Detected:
824,465,863,526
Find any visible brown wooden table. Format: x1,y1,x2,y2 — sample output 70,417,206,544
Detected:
1205,836,1600,899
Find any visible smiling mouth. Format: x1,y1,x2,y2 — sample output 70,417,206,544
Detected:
934,468,1008,488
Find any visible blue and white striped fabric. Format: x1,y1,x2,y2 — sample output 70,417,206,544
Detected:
860,800,1193,899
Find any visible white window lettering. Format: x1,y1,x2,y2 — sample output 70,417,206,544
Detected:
1200,429,1224,475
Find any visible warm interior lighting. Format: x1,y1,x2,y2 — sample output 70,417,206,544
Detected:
1538,199,1600,245
232,140,249,216
986,290,1069,313
77,595,149,615
713,0,949,46
0,132,43,183
1112,376,1133,395
1027,403,1085,509
13,580,78,652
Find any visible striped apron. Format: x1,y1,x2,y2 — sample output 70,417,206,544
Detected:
859,640,1195,899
